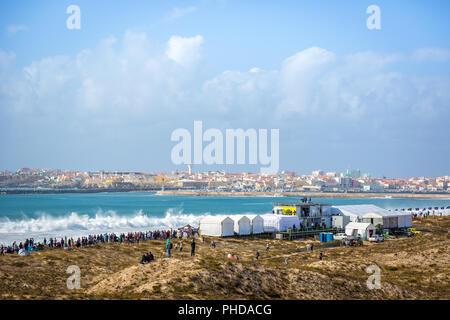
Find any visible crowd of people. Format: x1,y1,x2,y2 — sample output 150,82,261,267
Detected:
2,209,444,257
412,210,444,219
0,228,196,256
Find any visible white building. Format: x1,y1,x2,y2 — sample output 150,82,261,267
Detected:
333,204,412,229
261,214,300,232
332,215,351,229
230,215,251,236
199,216,234,237
345,222,376,240
234,214,264,234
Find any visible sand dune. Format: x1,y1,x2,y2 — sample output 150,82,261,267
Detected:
0,217,448,299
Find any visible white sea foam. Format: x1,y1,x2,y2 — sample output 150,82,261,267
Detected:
0,208,211,245
0,208,267,245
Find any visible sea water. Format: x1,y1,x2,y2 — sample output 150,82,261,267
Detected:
0,192,449,244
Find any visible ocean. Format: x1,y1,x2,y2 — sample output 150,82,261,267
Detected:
0,192,449,244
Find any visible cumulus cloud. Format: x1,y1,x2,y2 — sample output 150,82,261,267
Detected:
0,31,449,175
166,35,204,67
1,34,449,129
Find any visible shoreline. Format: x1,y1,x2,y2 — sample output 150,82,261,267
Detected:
156,190,450,200
1,188,449,199
0,188,167,195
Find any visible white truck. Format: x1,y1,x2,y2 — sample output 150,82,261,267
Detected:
333,233,347,240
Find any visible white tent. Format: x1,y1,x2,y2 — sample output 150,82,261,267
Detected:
199,216,235,237
232,214,264,234
246,214,264,234
332,205,367,222
230,215,251,236
333,204,412,229
345,222,376,240
398,211,413,228
261,214,300,232
361,212,398,229
332,215,350,229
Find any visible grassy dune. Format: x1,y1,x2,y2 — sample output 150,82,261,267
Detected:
0,217,449,300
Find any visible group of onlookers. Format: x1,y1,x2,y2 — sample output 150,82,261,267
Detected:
0,228,192,256
163,238,197,259
412,211,443,219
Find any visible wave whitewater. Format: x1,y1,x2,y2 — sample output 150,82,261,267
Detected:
0,208,210,234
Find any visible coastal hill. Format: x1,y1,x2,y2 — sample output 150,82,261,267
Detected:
0,216,448,299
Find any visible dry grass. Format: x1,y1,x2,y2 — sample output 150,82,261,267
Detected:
0,216,448,300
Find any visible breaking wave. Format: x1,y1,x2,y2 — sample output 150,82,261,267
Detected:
0,208,209,234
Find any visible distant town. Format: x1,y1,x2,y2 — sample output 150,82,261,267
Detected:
0,167,448,194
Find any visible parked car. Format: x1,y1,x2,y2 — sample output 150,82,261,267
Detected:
333,233,347,240
407,228,421,235
368,235,384,243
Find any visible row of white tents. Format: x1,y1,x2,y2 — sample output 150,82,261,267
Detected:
199,215,257,237
199,204,419,238
199,214,301,237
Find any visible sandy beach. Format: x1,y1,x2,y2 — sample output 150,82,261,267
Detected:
0,216,448,300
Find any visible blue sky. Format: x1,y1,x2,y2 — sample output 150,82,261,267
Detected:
0,0,449,177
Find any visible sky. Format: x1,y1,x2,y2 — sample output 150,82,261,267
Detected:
0,0,449,177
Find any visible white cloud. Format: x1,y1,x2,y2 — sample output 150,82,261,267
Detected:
411,47,450,62
6,24,28,36
166,35,204,67
0,33,449,151
278,47,336,116
1,32,450,175
166,6,197,20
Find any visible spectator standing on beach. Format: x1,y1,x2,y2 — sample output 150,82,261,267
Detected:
190,239,196,256
166,238,172,258
180,241,183,252
255,250,260,260
266,243,270,251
